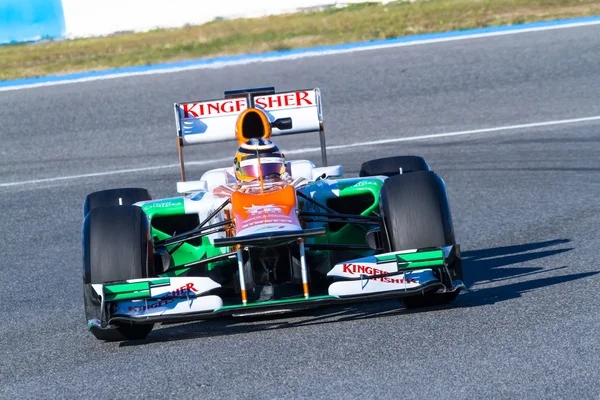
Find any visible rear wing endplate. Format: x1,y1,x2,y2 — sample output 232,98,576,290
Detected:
174,87,326,181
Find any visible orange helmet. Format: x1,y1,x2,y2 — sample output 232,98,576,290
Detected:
234,139,286,182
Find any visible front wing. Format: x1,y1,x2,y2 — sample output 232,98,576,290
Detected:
87,245,464,328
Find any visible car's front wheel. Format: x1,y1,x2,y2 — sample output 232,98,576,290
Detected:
83,187,151,216
379,171,462,308
82,205,156,341
360,155,430,177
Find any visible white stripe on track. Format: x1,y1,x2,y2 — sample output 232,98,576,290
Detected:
287,114,600,154
1,19,600,92
0,158,232,188
1,114,599,188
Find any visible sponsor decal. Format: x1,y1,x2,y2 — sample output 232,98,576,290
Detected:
181,91,314,118
182,99,247,118
120,295,224,317
236,205,298,234
350,180,376,188
161,282,199,298
143,200,183,209
128,298,175,313
254,91,314,110
342,263,418,285
243,204,281,214
338,179,382,191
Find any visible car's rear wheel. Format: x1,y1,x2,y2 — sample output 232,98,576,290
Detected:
83,205,156,341
83,187,151,216
360,156,430,177
379,171,462,308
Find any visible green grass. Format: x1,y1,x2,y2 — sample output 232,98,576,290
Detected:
1,0,599,81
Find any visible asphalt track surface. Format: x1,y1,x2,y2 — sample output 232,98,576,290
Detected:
1,24,600,399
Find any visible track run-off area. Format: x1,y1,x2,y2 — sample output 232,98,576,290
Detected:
1,20,599,399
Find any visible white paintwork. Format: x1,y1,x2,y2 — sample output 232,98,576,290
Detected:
92,276,221,297
177,89,322,146
299,239,309,298
177,180,208,194
327,257,396,278
200,167,236,190
115,295,223,317
312,165,343,180
149,277,221,298
236,249,247,305
192,160,337,192
182,191,230,236
328,270,438,296
287,160,315,181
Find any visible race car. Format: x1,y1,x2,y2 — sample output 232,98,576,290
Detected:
82,86,465,341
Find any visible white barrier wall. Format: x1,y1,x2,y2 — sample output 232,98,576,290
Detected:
61,0,389,38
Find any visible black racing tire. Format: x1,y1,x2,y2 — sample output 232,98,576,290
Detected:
83,206,155,341
379,171,461,308
360,156,430,177
83,188,151,216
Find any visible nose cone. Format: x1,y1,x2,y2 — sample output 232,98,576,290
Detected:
235,107,272,146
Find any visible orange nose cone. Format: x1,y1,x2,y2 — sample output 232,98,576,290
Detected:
235,108,272,146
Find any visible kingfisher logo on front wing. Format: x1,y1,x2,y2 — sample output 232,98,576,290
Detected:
342,263,418,287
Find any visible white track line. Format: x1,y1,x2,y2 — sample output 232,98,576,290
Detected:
2,114,599,188
1,19,600,92
289,115,600,154
0,158,232,188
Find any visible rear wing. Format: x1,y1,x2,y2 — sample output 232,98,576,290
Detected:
174,87,326,181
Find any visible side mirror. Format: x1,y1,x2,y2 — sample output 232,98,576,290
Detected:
272,117,292,130
312,165,343,180
176,180,208,194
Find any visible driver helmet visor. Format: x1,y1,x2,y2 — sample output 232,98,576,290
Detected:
239,157,284,180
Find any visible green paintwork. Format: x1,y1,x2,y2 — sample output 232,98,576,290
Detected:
150,278,171,285
152,229,225,268
336,177,384,194
141,197,228,272
396,249,444,262
105,291,150,301
104,282,150,301
141,197,185,216
309,178,382,258
104,278,171,301
376,249,443,262
217,295,336,310
376,249,445,270
397,259,445,269
104,281,149,294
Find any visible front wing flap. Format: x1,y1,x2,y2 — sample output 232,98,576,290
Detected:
327,246,460,296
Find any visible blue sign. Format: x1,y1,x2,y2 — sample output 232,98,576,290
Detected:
0,0,65,44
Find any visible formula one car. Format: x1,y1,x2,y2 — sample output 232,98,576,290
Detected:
82,87,465,341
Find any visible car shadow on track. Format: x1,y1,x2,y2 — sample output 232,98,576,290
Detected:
463,238,573,286
119,301,411,347
120,238,596,346
454,238,598,308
